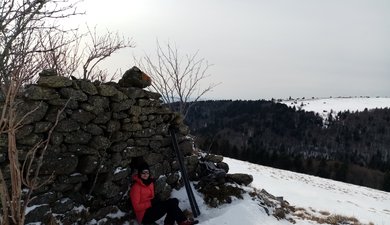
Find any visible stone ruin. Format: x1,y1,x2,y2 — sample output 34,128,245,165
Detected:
0,67,253,224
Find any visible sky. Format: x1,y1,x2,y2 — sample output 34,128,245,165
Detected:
73,0,390,100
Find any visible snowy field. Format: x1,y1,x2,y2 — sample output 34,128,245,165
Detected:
168,157,390,225
281,97,390,119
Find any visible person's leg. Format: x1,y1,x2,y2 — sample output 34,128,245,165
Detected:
164,198,187,224
142,203,168,224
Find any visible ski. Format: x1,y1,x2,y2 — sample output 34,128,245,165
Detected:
169,126,201,218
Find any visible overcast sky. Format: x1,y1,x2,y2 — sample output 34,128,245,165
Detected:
77,0,390,100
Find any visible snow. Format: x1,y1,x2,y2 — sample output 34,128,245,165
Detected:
281,97,390,119
157,157,390,225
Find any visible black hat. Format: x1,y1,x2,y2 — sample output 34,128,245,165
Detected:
137,162,150,174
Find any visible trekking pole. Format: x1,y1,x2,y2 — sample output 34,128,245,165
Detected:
169,125,201,217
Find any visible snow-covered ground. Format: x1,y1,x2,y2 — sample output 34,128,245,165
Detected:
168,157,390,225
281,97,390,119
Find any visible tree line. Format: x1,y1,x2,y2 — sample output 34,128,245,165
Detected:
184,100,390,191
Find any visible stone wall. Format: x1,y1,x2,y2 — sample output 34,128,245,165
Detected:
0,68,196,224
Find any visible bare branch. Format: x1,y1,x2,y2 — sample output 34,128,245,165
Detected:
82,25,134,81
134,40,220,117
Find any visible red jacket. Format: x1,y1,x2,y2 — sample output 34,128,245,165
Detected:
130,175,155,223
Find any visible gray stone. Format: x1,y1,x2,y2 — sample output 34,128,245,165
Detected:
109,142,127,152
88,96,110,110
155,177,172,201
25,204,51,223
145,152,164,165
110,90,128,102
149,140,162,150
141,107,156,114
17,133,42,146
97,84,119,97
93,112,112,124
39,69,57,76
133,128,155,138
58,174,88,184
16,125,34,139
68,144,96,155
90,136,111,150
84,124,103,135
60,88,88,101
112,112,128,119
144,90,162,100
70,109,96,124
44,107,67,123
50,132,63,145
64,130,91,144
78,155,99,174
118,66,152,88
138,99,151,107
52,198,75,214
24,85,60,100
120,87,146,99
95,181,120,198
129,105,142,116
111,131,124,142
48,98,79,109
41,153,78,175
107,120,121,133
179,140,193,156
112,167,129,181
56,119,80,132
80,80,98,95
34,121,53,133
217,162,230,173
135,138,149,147
28,192,59,206
204,154,224,163
122,123,142,132
17,101,49,124
166,173,180,186
226,173,253,186
122,146,148,157
37,76,72,88
111,99,134,112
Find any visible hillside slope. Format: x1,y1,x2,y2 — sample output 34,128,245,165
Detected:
185,98,390,190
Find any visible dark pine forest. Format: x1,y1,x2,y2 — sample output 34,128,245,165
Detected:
184,100,390,192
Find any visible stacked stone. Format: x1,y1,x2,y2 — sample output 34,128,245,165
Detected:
0,68,193,223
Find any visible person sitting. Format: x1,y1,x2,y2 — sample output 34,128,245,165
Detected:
130,162,199,225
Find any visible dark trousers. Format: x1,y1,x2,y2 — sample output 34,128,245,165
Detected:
142,198,186,225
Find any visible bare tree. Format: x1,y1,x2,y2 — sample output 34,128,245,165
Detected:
81,26,134,80
38,25,134,82
134,40,219,118
0,1,81,224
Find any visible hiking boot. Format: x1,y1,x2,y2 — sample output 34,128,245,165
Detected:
178,219,199,225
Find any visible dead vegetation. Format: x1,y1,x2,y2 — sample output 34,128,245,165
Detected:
248,188,374,225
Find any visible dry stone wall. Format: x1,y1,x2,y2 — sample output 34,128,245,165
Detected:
0,68,195,223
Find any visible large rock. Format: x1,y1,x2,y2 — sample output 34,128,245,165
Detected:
17,101,49,124
118,66,152,88
24,85,60,100
226,173,253,186
37,76,72,88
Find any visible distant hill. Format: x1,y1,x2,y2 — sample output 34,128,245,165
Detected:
184,98,390,191
281,97,390,118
